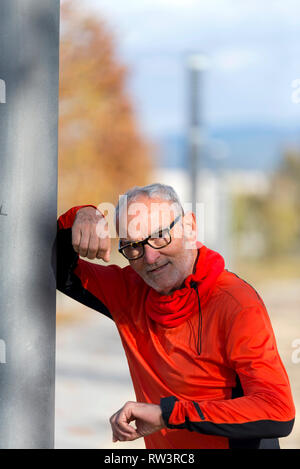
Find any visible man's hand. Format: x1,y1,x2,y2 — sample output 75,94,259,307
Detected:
109,401,165,442
72,206,111,261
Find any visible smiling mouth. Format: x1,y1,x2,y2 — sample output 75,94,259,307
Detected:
147,262,170,274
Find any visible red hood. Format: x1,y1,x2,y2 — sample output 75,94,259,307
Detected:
184,242,225,303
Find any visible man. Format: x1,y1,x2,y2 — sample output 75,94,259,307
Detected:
56,183,295,449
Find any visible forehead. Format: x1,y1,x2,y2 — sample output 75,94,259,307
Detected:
118,196,178,240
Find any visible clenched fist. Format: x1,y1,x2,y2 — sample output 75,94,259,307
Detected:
109,401,165,442
72,206,111,261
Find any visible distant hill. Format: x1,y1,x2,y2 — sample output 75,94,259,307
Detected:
156,125,300,172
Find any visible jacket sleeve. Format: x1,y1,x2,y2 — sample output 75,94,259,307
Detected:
160,305,295,440
55,205,129,321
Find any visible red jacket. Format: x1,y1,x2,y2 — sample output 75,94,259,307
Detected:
56,206,295,449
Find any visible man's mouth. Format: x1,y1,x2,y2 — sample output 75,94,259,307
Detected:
147,262,170,274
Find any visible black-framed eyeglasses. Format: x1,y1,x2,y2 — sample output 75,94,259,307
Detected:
118,215,182,260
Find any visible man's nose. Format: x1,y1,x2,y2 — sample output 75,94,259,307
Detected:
143,244,161,264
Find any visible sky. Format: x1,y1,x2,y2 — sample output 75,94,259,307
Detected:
81,0,300,138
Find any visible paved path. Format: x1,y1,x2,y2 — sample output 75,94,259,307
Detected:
55,279,300,449
55,302,145,449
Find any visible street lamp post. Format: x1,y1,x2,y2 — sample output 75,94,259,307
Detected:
186,53,209,213
0,0,60,448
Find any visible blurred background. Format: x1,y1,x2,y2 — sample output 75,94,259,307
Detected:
56,0,300,448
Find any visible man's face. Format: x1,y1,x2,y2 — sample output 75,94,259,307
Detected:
118,196,198,295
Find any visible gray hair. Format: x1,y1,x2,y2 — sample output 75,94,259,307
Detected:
115,183,184,227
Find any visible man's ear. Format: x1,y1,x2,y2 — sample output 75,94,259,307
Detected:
182,212,197,248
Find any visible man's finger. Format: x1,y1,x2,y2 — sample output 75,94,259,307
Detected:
78,228,90,257
96,238,111,262
72,226,82,253
115,419,135,436
86,231,100,259
110,410,136,442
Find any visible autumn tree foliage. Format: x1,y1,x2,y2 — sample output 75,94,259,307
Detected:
58,1,153,215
